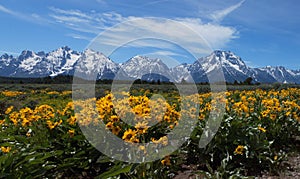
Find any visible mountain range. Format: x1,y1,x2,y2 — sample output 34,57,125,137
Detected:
0,46,299,84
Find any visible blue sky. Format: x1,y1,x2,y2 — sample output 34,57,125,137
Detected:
0,0,299,69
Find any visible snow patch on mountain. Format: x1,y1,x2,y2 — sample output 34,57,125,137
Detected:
121,55,173,81
0,47,299,84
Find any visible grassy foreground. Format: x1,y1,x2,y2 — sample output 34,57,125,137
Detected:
0,84,299,178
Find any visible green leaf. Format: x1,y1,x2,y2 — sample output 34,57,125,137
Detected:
129,163,139,173
2,153,14,169
96,164,132,179
96,155,113,164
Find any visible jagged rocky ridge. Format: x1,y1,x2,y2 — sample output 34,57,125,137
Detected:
0,47,299,83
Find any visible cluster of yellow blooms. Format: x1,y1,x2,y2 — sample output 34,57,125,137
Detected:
72,93,180,144
46,91,60,95
6,104,60,127
1,90,25,97
227,88,300,121
1,88,300,156
46,91,72,95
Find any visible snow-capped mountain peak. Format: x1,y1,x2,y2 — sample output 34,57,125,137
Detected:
121,55,173,81
0,48,299,84
73,49,119,80
255,66,298,83
190,50,254,82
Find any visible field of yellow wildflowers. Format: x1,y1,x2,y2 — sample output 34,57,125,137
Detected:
0,85,299,178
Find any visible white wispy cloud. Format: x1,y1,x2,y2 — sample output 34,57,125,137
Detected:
148,50,184,57
210,0,245,23
0,3,240,57
0,4,52,25
47,5,239,56
87,17,237,57
49,7,94,20
176,18,238,49
0,4,14,15
66,33,93,41
48,7,127,34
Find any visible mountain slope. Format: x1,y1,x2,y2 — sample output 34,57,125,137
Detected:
3,46,81,78
0,47,299,84
0,53,20,76
197,50,255,83
254,66,298,83
73,49,119,80
121,56,173,82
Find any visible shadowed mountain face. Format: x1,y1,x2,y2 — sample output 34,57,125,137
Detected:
0,47,299,84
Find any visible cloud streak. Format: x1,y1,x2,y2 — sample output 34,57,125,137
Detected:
87,17,237,58
0,3,241,57
48,7,238,56
0,4,52,25
0,5,14,15
66,33,93,41
49,7,127,34
210,0,245,23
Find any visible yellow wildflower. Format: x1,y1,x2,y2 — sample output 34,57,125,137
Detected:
0,120,5,125
9,112,19,125
161,156,171,166
1,146,11,153
22,118,31,127
258,126,267,133
135,121,149,134
112,126,121,135
270,114,277,120
46,120,56,130
105,122,113,129
67,116,76,125
152,136,168,146
68,130,75,137
122,129,138,143
110,115,119,122
234,145,245,155
5,106,14,114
